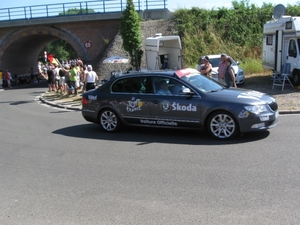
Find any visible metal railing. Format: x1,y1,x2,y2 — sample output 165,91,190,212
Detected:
0,0,167,21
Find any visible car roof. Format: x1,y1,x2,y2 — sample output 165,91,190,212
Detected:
110,68,200,80
207,54,222,59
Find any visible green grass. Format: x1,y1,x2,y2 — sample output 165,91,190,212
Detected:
239,58,271,75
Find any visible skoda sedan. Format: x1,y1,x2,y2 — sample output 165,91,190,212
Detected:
81,68,278,139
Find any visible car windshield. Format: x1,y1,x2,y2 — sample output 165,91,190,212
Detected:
181,73,223,92
209,58,221,67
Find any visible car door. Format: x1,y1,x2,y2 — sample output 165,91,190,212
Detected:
149,76,202,128
110,76,152,125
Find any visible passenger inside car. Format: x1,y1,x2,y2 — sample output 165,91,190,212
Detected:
156,80,172,95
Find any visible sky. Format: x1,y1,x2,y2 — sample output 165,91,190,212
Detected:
0,0,298,12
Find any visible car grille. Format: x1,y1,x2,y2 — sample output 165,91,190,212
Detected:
268,101,278,111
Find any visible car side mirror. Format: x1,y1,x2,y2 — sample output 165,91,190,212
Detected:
180,88,195,96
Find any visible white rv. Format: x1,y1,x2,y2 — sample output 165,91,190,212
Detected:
262,4,300,85
145,33,183,71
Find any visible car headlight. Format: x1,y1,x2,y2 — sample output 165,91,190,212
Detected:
237,71,244,76
244,105,268,114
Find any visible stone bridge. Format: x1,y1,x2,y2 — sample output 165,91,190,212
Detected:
0,0,171,75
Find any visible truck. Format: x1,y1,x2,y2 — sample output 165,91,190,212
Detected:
145,33,183,71
262,4,300,86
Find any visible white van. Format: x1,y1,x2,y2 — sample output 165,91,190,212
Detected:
262,4,300,85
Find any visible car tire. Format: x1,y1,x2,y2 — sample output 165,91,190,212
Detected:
207,111,239,139
99,108,121,132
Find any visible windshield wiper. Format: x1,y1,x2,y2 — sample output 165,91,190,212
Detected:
206,89,222,93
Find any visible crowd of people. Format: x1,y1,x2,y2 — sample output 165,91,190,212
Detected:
0,57,100,95
196,53,237,87
0,67,44,89
39,58,99,96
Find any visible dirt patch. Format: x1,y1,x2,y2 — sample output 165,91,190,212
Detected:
242,73,300,111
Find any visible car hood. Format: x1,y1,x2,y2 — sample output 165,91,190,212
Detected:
207,88,275,105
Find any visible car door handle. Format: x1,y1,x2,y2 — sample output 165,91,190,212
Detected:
151,100,160,104
115,99,122,102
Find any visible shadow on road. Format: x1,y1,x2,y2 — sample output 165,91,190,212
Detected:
53,124,270,146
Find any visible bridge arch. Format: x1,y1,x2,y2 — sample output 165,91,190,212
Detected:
0,26,86,75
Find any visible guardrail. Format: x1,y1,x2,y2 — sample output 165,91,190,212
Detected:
0,0,167,21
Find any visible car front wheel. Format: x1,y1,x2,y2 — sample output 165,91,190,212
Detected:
207,111,239,139
99,109,121,132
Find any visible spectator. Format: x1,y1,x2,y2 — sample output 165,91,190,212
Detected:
47,65,55,91
62,65,73,95
224,56,237,88
53,64,60,92
69,63,78,96
25,75,31,84
29,67,35,83
75,62,82,91
196,57,202,72
5,69,12,88
77,57,83,67
14,74,19,85
217,53,227,84
199,56,212,78
84,65,99,91
58,65,66,94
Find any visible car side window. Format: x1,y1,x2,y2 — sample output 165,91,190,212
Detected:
111,77,146,93
152,77,186,95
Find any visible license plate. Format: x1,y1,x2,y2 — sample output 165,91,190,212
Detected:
275,111,279,118
260,115,269,121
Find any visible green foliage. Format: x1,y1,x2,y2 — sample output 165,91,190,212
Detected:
40,39,77,62
120,0,143,70
173,1,299,73
59,8,95,16
240,58,264,74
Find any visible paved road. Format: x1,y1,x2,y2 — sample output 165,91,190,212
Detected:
1,85,300,224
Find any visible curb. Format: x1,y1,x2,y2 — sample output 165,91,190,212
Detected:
39,94,81,111
279,110,300,115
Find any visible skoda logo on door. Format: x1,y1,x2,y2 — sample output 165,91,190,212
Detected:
160,100,171,112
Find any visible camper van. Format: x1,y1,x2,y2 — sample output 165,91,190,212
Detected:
145,33,183,71
262,4,300,85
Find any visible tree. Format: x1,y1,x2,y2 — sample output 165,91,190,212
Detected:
39,39,77,63
120,0,143,71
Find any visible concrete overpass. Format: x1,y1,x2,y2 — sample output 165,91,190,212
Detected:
0,0,171,75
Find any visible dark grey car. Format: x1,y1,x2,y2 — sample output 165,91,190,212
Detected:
81,68,278,139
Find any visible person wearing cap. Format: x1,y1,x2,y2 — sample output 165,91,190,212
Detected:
217,54,227,84
83,65,99,91
199,56,212,77
224,56,237,88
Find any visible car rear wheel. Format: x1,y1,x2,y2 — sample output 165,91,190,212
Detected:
99,109,121,132
207,111,239,139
